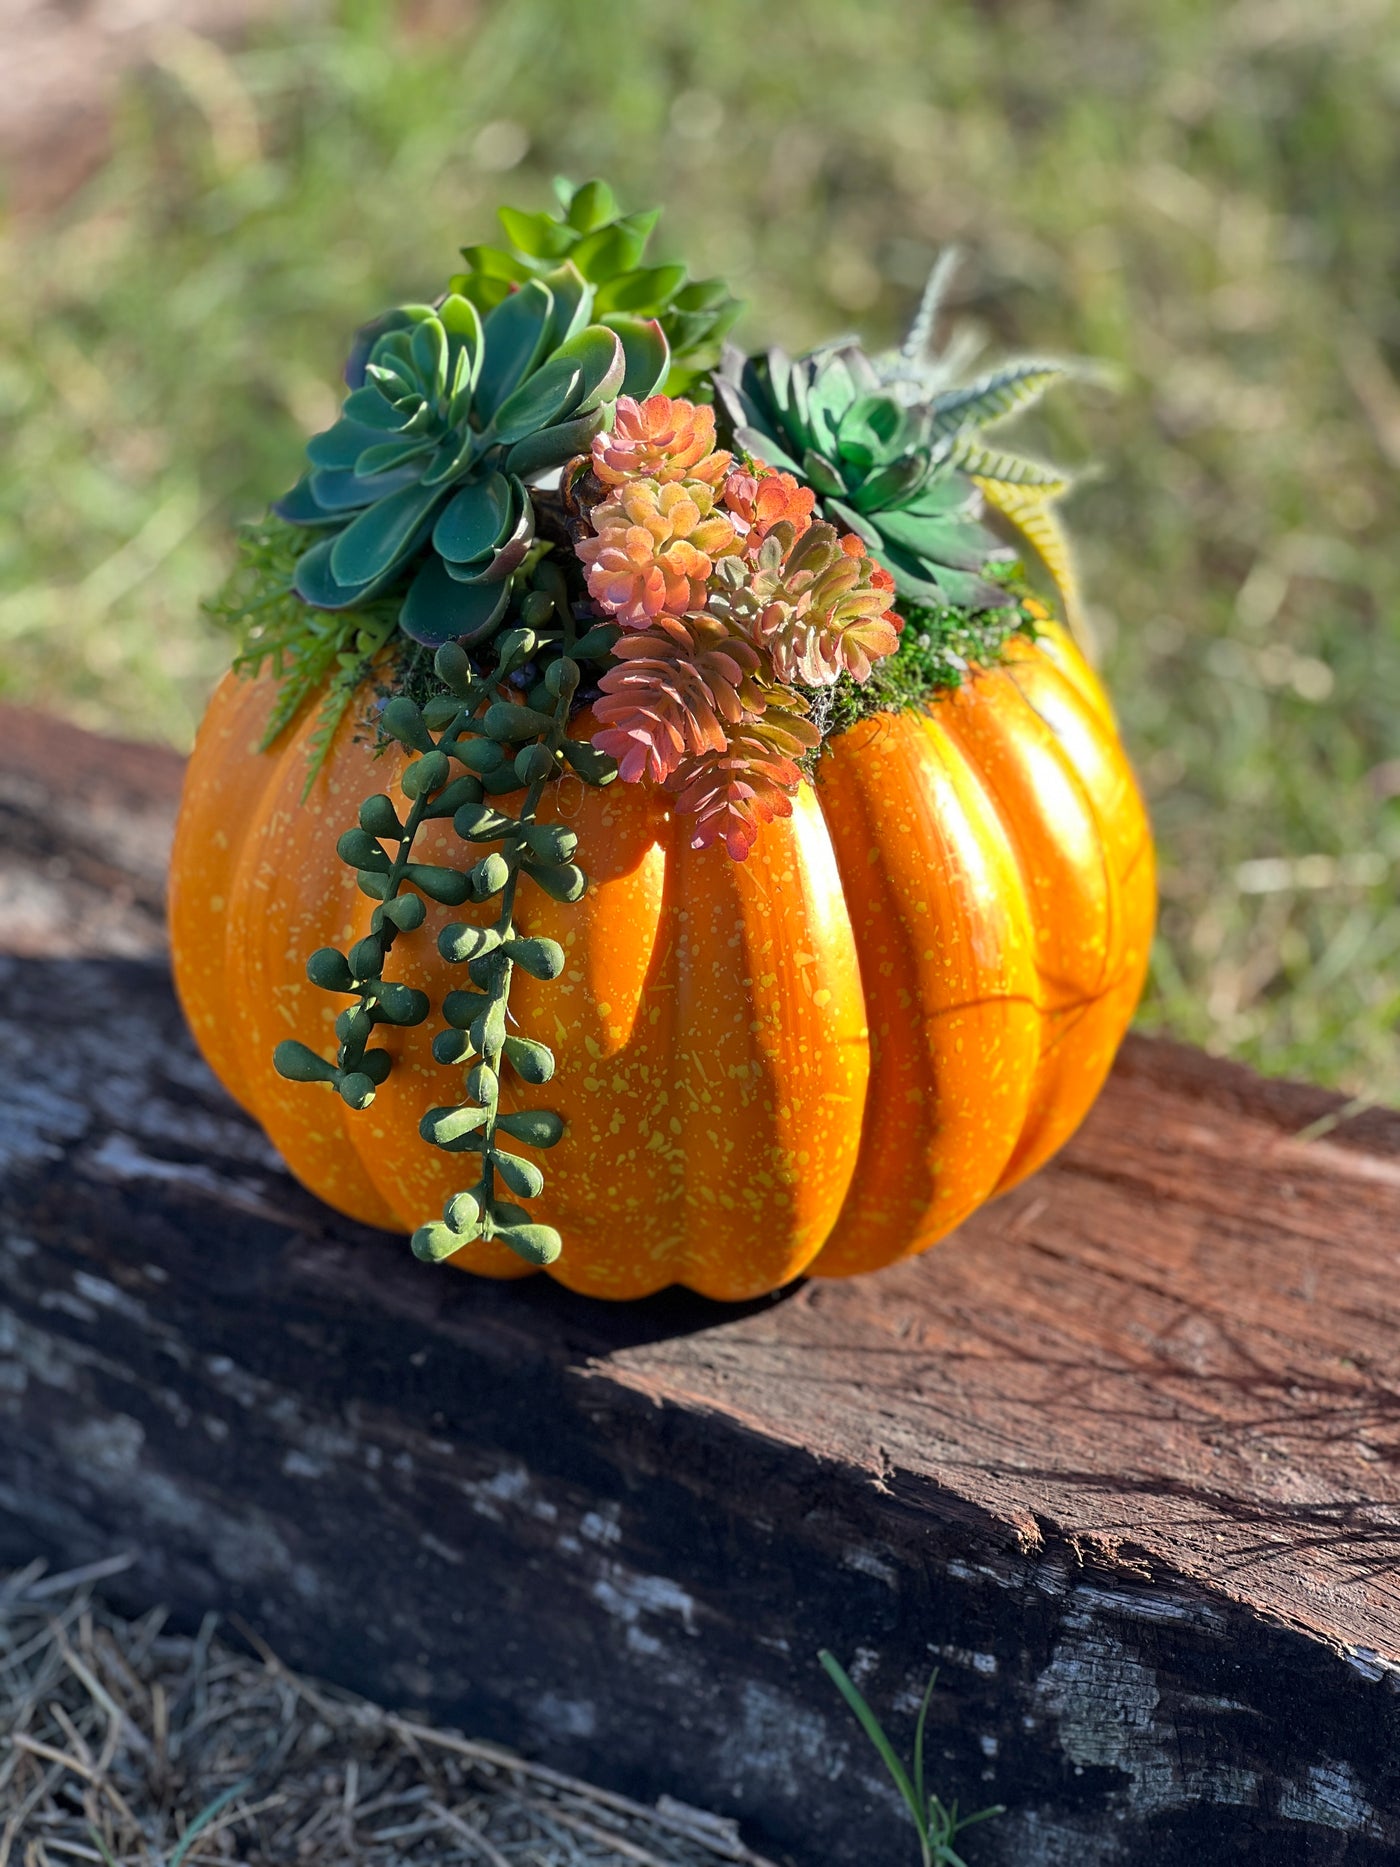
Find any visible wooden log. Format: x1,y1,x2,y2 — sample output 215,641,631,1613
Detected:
2,708,1399,1865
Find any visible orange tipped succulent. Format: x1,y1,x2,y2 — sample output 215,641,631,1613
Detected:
592,393,732,489
667,696,822,860
721,463,816,543
574,478,740,626
578,407,907,857
750,523,903,686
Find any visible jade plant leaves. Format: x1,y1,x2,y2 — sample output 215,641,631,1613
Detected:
452,179,740,392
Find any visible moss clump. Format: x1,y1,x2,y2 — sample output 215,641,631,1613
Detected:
803,562,1044,748
205,514,401,787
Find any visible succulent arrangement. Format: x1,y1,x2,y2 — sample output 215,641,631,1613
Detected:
209,179,1079,1273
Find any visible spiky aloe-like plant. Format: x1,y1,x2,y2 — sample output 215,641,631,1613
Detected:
714,262,1072,614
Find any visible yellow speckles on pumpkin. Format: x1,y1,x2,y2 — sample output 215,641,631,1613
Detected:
172,630,1151,1301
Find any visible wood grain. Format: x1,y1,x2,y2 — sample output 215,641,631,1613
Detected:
2,708,1398,1865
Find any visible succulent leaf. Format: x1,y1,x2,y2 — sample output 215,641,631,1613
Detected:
502,408,608,480
433,473,515,567
307,462,423,514
293,535,391,610
944,435,1068,492
456,182,739,381
329,480,447,588
564,177,616,230
400,559,511,646
593,263,689,315
537,261,595,351
274,475,340,526
497,204,577,261
604,315,672,400
715,340,1013,609
928,359,1067,433
476,280,555,419
276,185,737,651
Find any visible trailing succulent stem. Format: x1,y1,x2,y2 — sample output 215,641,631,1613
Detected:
273,553,618,1267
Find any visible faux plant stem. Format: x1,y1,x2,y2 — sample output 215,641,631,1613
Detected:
414,614,598,1268
274,553,617,1271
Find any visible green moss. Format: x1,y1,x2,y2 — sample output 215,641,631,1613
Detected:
209,513,1046,793
204,513,400,788
807,563,1041,750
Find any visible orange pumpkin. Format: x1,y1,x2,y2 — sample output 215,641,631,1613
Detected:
169,618,1153,1301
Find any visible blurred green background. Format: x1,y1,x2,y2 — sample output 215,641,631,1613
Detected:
2,0,1398,1096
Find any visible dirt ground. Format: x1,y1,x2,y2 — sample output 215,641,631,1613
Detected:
0,0,289,213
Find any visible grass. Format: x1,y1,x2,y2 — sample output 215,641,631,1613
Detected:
820,1651,1002,1866
2,0,1399,1095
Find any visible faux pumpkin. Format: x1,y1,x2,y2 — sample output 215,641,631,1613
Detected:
170,614,1152,1301
173,181,1156,1300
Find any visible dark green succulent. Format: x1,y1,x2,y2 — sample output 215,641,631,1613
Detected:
452,178,742,395
276,271,670,646
715,339,1069,611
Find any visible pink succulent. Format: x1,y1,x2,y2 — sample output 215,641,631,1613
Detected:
721,464,816,546
665,698,821,862
749,524,903,686
591,617,764,785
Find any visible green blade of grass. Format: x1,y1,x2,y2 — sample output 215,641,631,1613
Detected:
913,1663,938,1825
168,1777,253,1866
818,1648,923,1830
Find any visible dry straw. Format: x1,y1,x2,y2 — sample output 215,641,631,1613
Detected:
0,1558,779,1867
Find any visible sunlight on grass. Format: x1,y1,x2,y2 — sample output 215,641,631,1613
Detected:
1,0,1398,1095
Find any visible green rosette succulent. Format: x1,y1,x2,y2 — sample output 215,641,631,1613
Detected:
452,177,742,395
276,270,670,645
714,337,1069,611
